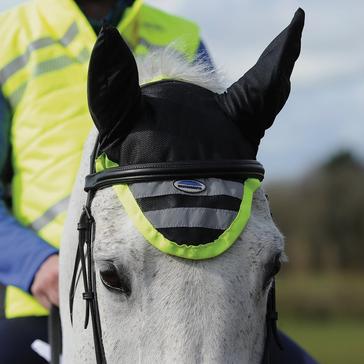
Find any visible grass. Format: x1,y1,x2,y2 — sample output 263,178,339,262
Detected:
276,272,364,318
274,272,364,363
279,317,364,364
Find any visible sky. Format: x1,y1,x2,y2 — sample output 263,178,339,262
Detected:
1,0,363,181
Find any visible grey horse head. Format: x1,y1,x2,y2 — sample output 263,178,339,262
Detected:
60,8,304,364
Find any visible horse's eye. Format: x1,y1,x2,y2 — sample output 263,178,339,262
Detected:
263,253,281,290
99,263,131,296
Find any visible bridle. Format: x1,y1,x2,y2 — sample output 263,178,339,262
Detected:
68,139,282,364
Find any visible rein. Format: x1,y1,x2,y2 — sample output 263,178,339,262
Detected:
67,140,282,364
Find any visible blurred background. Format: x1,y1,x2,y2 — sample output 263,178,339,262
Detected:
1,0,363,363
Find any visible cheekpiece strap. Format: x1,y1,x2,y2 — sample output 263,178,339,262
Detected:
261,280,283,364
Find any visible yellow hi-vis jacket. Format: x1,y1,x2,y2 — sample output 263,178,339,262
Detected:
0,0,200,319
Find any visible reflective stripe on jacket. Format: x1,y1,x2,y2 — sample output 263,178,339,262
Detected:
0,0,200,319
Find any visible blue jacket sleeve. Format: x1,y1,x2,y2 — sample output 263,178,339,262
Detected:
195,41,215,70
0,91,58,293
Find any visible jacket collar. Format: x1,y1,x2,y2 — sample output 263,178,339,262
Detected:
35,0,144,54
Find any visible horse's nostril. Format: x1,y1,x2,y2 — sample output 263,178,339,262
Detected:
99,263,131,296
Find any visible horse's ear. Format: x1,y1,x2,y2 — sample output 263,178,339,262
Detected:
218,8,305,150
88,25,141,149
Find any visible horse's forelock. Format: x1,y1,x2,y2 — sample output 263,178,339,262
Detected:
136,46,226,93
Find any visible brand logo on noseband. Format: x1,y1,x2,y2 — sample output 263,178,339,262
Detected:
173,180,206,194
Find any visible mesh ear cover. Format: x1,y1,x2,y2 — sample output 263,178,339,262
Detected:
85,9,305,258
88,25,141,151
218,8,305,151
110,80,258,165
87,10,304,167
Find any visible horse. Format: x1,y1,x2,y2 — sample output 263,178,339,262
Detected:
59,9,304,364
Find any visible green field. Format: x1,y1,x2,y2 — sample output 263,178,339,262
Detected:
276,273,364,319
279,317,364,364
275,273,364,364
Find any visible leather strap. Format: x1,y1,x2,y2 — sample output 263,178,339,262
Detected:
85,160,265,192
49,305,62,364
261,280,283,363
70,201,107,364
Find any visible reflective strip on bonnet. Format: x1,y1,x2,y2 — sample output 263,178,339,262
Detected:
129,179,244,199
144,207,238,230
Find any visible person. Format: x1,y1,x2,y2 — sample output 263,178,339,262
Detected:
0,1,212,363
0,1,317,363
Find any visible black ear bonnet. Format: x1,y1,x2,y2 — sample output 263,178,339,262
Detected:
87,9,304,167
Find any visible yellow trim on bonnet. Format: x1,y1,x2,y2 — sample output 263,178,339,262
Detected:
112,179,260,260
95,153,261,260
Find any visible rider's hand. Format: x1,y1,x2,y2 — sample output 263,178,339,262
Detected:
31,254,59,309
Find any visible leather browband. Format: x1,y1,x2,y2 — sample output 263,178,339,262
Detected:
84,160,265,192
